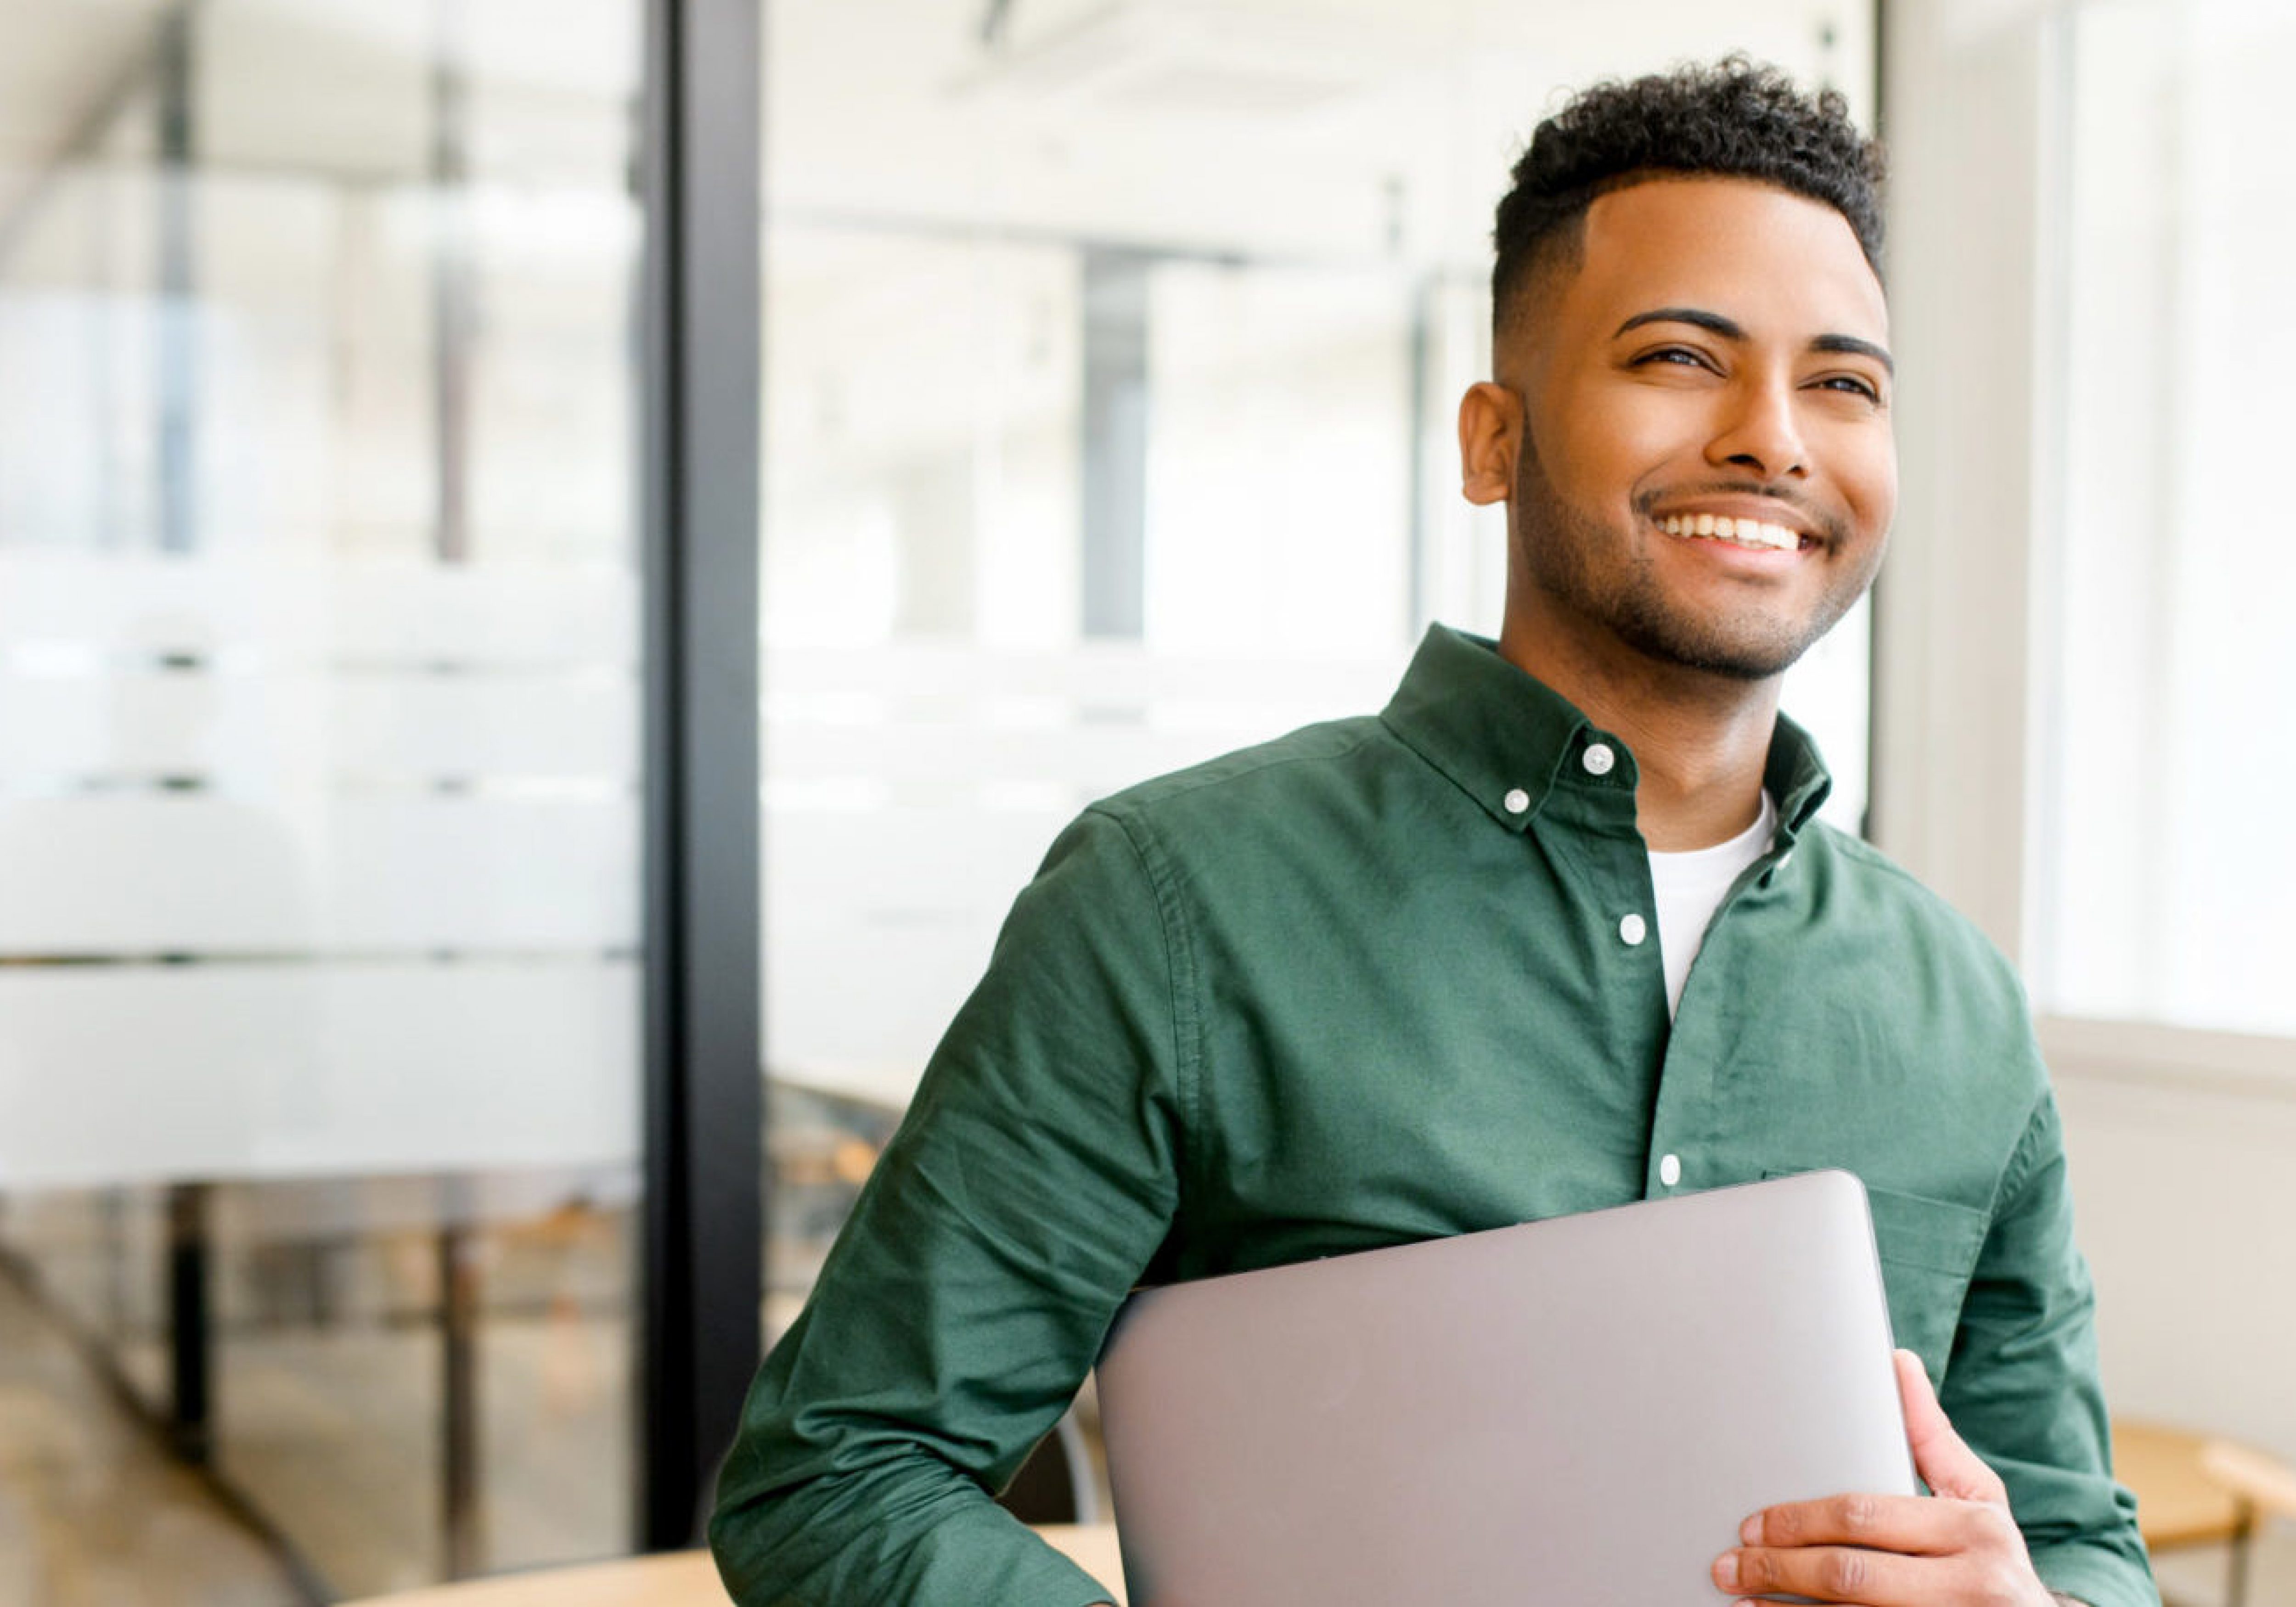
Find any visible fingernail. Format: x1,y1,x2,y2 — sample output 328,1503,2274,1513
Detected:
1739,1514,1761,1544
1713,1553,1739,1589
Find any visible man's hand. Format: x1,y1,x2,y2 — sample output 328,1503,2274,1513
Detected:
1710,1350,2057,1606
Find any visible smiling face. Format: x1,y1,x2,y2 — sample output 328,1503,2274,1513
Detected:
1463,176,1896,686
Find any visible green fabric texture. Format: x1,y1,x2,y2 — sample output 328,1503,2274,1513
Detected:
710,624,2156,1607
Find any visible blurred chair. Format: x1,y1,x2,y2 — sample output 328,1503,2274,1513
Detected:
996,1408,1098,1525
2115,1419,2249,1607
2117,1418,2296,1607
2204,1438,2296,1607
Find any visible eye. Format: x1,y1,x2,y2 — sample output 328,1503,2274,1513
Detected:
1630,345,1716,373
1813,374,1884,404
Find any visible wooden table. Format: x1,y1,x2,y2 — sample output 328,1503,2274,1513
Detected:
341,1524,1127,1605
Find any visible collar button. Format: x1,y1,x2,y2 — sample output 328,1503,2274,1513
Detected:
1503,787,1531,815
1581,742,1616,777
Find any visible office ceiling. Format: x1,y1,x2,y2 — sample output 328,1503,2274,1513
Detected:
0,0,1869,270
772,0,1871,267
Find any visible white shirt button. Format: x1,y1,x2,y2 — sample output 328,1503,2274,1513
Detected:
1581,742,1615,777
1659,1152,1682,1187
1619,913,1647,946
1503,787,1531,814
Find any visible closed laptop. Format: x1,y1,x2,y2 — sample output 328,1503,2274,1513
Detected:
1095,1169,1916,1605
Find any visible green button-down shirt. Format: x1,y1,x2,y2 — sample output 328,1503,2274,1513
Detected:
712,625,2155,1607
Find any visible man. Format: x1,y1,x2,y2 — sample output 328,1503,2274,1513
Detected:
711,60,2155,1607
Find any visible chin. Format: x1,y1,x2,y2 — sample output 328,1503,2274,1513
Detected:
1613,608,1823,682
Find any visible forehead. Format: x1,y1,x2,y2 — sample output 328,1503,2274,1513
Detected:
1561,176,1887,341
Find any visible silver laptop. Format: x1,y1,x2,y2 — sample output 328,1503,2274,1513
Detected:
1095,1169,1916,1605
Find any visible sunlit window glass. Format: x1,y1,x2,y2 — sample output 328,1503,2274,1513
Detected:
2032,0,2296,1035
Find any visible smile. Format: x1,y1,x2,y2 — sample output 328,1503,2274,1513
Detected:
1658,513,1804,553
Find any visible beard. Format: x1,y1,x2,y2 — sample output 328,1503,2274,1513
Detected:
1510,439,1875,682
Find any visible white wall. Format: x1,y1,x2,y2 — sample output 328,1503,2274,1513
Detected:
2048,1027,2296,1462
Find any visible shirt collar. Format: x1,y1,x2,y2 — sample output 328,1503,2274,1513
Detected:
1378,624,1833,839
1764,708,1834,845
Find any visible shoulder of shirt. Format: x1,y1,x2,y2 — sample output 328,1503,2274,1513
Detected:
1083,713,1391,826
1802,819,2036,1017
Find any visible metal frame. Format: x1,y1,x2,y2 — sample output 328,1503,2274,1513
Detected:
438,1179,485,1577
1864,0,1889,846
156,3,197,556
154,5,212,1472
637,0,764,1553
430,0,475,567
1080,247,1150,641
164,1183,212,1464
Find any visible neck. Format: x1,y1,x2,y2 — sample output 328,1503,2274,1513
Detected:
1497,605,1780,853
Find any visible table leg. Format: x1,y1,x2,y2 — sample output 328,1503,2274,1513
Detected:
2226,1502,2254,1607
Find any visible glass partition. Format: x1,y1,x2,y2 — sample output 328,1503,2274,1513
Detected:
0,0,645,1593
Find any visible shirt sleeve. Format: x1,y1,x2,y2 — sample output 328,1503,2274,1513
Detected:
1944,1088,2159,1607
709,808,1188,1606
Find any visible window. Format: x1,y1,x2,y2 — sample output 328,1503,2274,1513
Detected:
2032,0,2296,1037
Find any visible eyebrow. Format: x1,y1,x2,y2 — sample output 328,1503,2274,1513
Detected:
1614,307,1895,377
1811,332,1895,376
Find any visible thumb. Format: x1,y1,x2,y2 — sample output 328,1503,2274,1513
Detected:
1895,1349,2008,1505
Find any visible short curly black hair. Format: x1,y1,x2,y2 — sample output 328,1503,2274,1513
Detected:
1491,56,1885,336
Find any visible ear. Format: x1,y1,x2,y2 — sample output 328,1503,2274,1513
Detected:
1457,382,1522,508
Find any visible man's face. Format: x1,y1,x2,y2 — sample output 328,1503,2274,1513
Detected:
1473,176,1896,682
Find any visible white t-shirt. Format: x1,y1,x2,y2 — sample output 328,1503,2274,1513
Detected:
1647,790,1778,1019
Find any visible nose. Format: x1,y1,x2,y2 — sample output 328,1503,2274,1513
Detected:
1705,371,1809,481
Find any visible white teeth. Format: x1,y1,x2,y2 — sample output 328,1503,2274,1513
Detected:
1659,512,1801,551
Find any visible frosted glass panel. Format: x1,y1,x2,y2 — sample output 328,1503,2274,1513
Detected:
0,962,637,1189
0,0,647,1590
0,568,640,953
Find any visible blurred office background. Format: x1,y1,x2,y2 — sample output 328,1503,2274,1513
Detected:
0,0,2288,1602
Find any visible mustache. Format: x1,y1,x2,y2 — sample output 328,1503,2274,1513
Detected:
1633,481,1849,548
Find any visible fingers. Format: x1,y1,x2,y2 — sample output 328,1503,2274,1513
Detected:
1892,1349,2009,1505
1720,1367,2035,1606
1716,1499,2034,1607
1714,1539,1923,1605
1716,1511,2043,1607
1738,1491,1961,1555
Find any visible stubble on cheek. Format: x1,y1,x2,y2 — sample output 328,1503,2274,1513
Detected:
1509,437,1876,682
